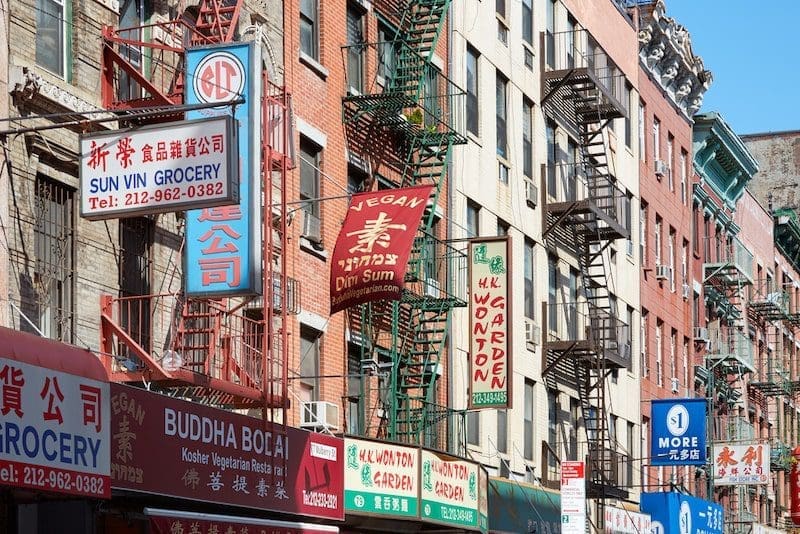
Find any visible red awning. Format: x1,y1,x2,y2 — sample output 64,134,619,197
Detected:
0,326,108,382
146,508,339,534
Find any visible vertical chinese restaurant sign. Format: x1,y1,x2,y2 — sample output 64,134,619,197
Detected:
185,42,263,296
0,358,110,498
79,116,238,220
110,384,344,520
420,449,483,531
344,437,419,518
468,237,511,409
712,442,770,485
330,185,433,314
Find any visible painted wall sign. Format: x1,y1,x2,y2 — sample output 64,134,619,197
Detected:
80,116,237,220
651,398,707,466
344,438,419,518
560,461,586,534
712,442,770,485
109,384,344,520
330,185,433,314
0,358,110,498
185,42,262,296
467,236,511,409
641,492,723,534
420,449,482,530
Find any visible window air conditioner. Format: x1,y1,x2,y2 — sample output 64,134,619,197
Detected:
654,159,669,179
693,326,709,342
300,401,340,431
671,377,680,394
655,264,672,280
524,318,540,346
302,210,322,244
682,283,691,300
524,178,538,208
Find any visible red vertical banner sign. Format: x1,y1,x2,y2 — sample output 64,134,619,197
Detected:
330,185,434,314
791,446,800,525
467,236,511,410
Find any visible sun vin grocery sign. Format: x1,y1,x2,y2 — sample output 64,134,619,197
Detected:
468,237,511,409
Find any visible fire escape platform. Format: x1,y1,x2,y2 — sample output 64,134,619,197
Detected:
545,201,630,241
543,341,629,369
542,67,627,123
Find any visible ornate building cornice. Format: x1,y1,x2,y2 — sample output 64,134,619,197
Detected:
637,0,713,121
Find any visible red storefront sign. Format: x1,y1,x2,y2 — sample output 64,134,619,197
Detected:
110,384,344,520
147,508,339,534
330,185,433,314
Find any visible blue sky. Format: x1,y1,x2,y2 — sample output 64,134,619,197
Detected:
663,1,799,135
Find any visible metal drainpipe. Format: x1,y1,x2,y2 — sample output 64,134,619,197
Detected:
446,0,456,455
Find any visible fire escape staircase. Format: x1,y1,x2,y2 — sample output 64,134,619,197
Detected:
342,0,467,449
539,29,630,513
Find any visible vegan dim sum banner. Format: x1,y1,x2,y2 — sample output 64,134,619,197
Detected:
330,186,433,314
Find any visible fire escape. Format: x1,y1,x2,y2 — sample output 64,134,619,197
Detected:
539,28,631,524
341,0,468,452
97,0,296,416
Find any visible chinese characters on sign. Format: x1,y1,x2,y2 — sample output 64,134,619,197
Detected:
419,450,483,530
650,398,707,466
148,510,340,534
603,506,651,534
80,116,237,220
713,443,770,485
641,492,723,534
330,186,434,314
185,43,262,296
468,237,511,409
344,438,419,518
0,358,110,498
110,384,344,520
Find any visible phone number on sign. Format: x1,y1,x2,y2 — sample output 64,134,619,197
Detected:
125,183,224,206
0,460,108,498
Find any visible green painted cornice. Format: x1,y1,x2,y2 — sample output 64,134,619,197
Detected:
775,208,800,274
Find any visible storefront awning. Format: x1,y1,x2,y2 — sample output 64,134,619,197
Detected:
146,508,339,534
0,326,107,381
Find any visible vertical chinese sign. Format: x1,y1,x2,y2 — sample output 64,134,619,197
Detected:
0,358,110,498
560,461,586,534
343,437,419,518
712,443,770,485
420,450,482,530
110,384,344,520
330,186,433,314
468,237,511,409
185,42,263,296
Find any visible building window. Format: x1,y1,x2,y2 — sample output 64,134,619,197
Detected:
624,83,633,147
680,150,688,205
640,202,647,266
466,200,480,238
638,100,646,161
652,117,661,162
668,228,676,292
521,0,533,54
667,133,675,191
625,306,634,370
496,219,509,236
655,216,662,266
466,46,479,136
523,98,533,179
120,217,153,352
547,389,559,469
546,120,557,198
496,0,508,44
568,269,578,339
682,239,688,283
524,239,535,319
36,0,68,77
299,137,321,218
641,309,648,378
377,22,398,85
545,0,556,68
299,327,321,404
655,320,663,387
118,0,147,100
346,4,365,94
347,344,362,434
548,256,558,333
524,379,534,460
670,329,677,381
31,176,74,341
300,0,319,60
467,411,480,445
497,410,507,454
496,73,508,160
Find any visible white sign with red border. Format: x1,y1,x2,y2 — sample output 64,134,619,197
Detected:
0,358,110,498
561,460,586,534
604,506,651,534
80,116,238,220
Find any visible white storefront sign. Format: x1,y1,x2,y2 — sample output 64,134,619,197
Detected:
561,460,586,534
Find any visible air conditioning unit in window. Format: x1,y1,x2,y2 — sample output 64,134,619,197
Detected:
524,318,540,346
655,264,672,280
671,377,680,394
655,159,669,179
425,278,441,299
524,178,538,208
682,283,691,300
302,210,322,244
693,326,709,343
300,401,339,431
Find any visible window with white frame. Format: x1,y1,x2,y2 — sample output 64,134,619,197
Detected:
496,72,508,160
669,228,676,292
640,310,648,378
36,0,68,77
655,320,663,387
667,133,674,191
652,117,661,162
300,0,319,60
523,98,533,180
680,150,688,205
655,216,662,266
466,46,480,136
639,101,646,161
524,239,535,320
670,329,677,380
524,379,534,460
640,202,647,265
